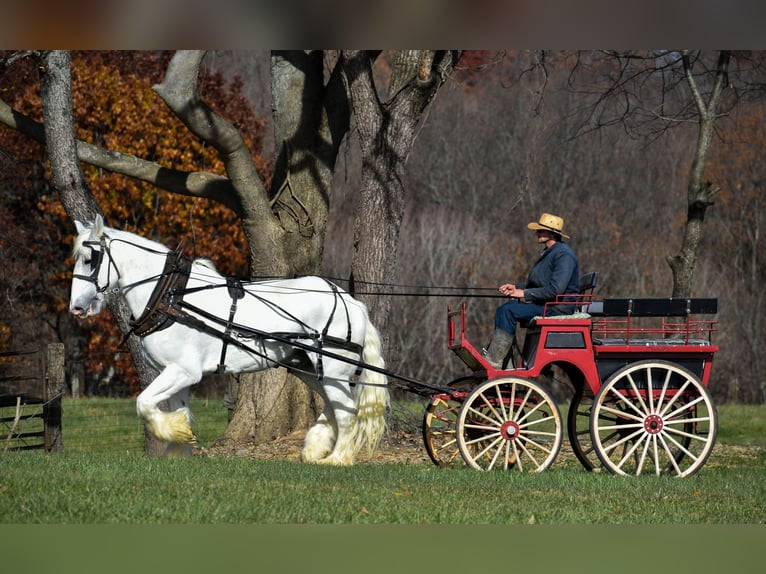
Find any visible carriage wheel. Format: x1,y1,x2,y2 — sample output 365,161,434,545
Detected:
567,387,600,471
422,376,481,467
590,360,717,477
456,376,563,472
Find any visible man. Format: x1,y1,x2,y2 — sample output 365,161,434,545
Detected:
484,212,580,368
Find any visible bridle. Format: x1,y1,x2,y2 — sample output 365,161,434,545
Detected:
72,235,121,295
73,233,191,300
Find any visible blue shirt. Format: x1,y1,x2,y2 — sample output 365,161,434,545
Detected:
519,241,579,314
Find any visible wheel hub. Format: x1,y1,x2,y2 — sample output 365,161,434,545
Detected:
500,420,520,440
643,414,664,434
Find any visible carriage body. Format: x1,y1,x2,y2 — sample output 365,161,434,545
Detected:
424,295,720,476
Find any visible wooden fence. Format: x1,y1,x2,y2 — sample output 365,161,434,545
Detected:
0,343,65,452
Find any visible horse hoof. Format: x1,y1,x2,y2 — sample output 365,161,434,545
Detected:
316,453,353,466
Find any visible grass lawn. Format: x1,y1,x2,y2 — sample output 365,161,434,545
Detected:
0,400,764,524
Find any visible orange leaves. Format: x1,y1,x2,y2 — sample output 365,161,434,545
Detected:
1,50,267,394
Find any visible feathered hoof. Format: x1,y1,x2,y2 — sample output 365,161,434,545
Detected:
149,409,198,445
166,409,198,445
316,452,353,466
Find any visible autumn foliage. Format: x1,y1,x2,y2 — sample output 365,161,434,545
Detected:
0,51,269,394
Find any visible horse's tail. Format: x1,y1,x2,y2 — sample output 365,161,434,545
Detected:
352,318,390,459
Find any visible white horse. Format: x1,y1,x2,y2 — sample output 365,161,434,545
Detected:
68,215,389,465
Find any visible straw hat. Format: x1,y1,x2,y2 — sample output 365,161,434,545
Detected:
527,212,570,239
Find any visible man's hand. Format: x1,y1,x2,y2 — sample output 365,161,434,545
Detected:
499,284,523,298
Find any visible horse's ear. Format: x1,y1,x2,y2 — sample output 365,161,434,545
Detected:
94,214,104,237
74,220,87,235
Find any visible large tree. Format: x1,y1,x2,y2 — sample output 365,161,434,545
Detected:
0,49,461,448
35,50,165,452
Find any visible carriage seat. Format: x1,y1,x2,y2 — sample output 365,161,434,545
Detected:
589,297,718,348
506,272,598,369
526,271,599,325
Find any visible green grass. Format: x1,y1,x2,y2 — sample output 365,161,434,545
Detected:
59,397,228,453
1,448,764,524
716,404,766,447
0,400,764,524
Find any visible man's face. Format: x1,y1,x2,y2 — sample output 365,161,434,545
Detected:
536,229,555,244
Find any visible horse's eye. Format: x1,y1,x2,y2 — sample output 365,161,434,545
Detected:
83,258,92,266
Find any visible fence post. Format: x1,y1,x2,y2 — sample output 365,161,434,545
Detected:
44,343,65,453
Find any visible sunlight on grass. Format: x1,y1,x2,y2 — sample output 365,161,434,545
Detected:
61,397,229,453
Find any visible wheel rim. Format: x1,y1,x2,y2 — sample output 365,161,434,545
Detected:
590,360,717,477
456,377,563,472
567,389,599,471
422,377,477,467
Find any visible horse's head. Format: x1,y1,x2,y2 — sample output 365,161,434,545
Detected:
69,214,113,318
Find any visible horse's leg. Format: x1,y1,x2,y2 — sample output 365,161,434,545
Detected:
136,363,200,446
283,353,334,462
314,335,389,465
163,387,194,457
289,364,336,463
301,411,335,463
317,374,356,465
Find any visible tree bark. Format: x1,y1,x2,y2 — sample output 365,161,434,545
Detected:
38,50,165,455
342,50,461,354
667,51,729,297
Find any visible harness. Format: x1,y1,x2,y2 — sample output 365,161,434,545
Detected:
72,236,118,293
128,251,192,337
76,234,365,381
124,258,362,378
215,278,246,373
174,278,362,379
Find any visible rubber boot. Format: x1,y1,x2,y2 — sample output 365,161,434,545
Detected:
483,329,514,369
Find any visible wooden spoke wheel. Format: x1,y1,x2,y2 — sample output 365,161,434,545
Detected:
422,376,479,467
456,376,563,472
567,387,600,471
590,360,717,477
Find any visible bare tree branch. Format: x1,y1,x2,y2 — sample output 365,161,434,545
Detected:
153,50,269,223
683,51,709,117
0,96,243,215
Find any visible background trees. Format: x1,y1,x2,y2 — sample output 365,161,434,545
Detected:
1,50,764,443
324,50,766,403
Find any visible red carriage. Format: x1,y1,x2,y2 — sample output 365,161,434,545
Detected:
422,274,719,477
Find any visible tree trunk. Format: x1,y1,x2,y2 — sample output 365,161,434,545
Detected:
217,370,321,446
38,50,165,455
220,52,354,446
667,51,729,297
342,50,461,355
38,51,99,223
